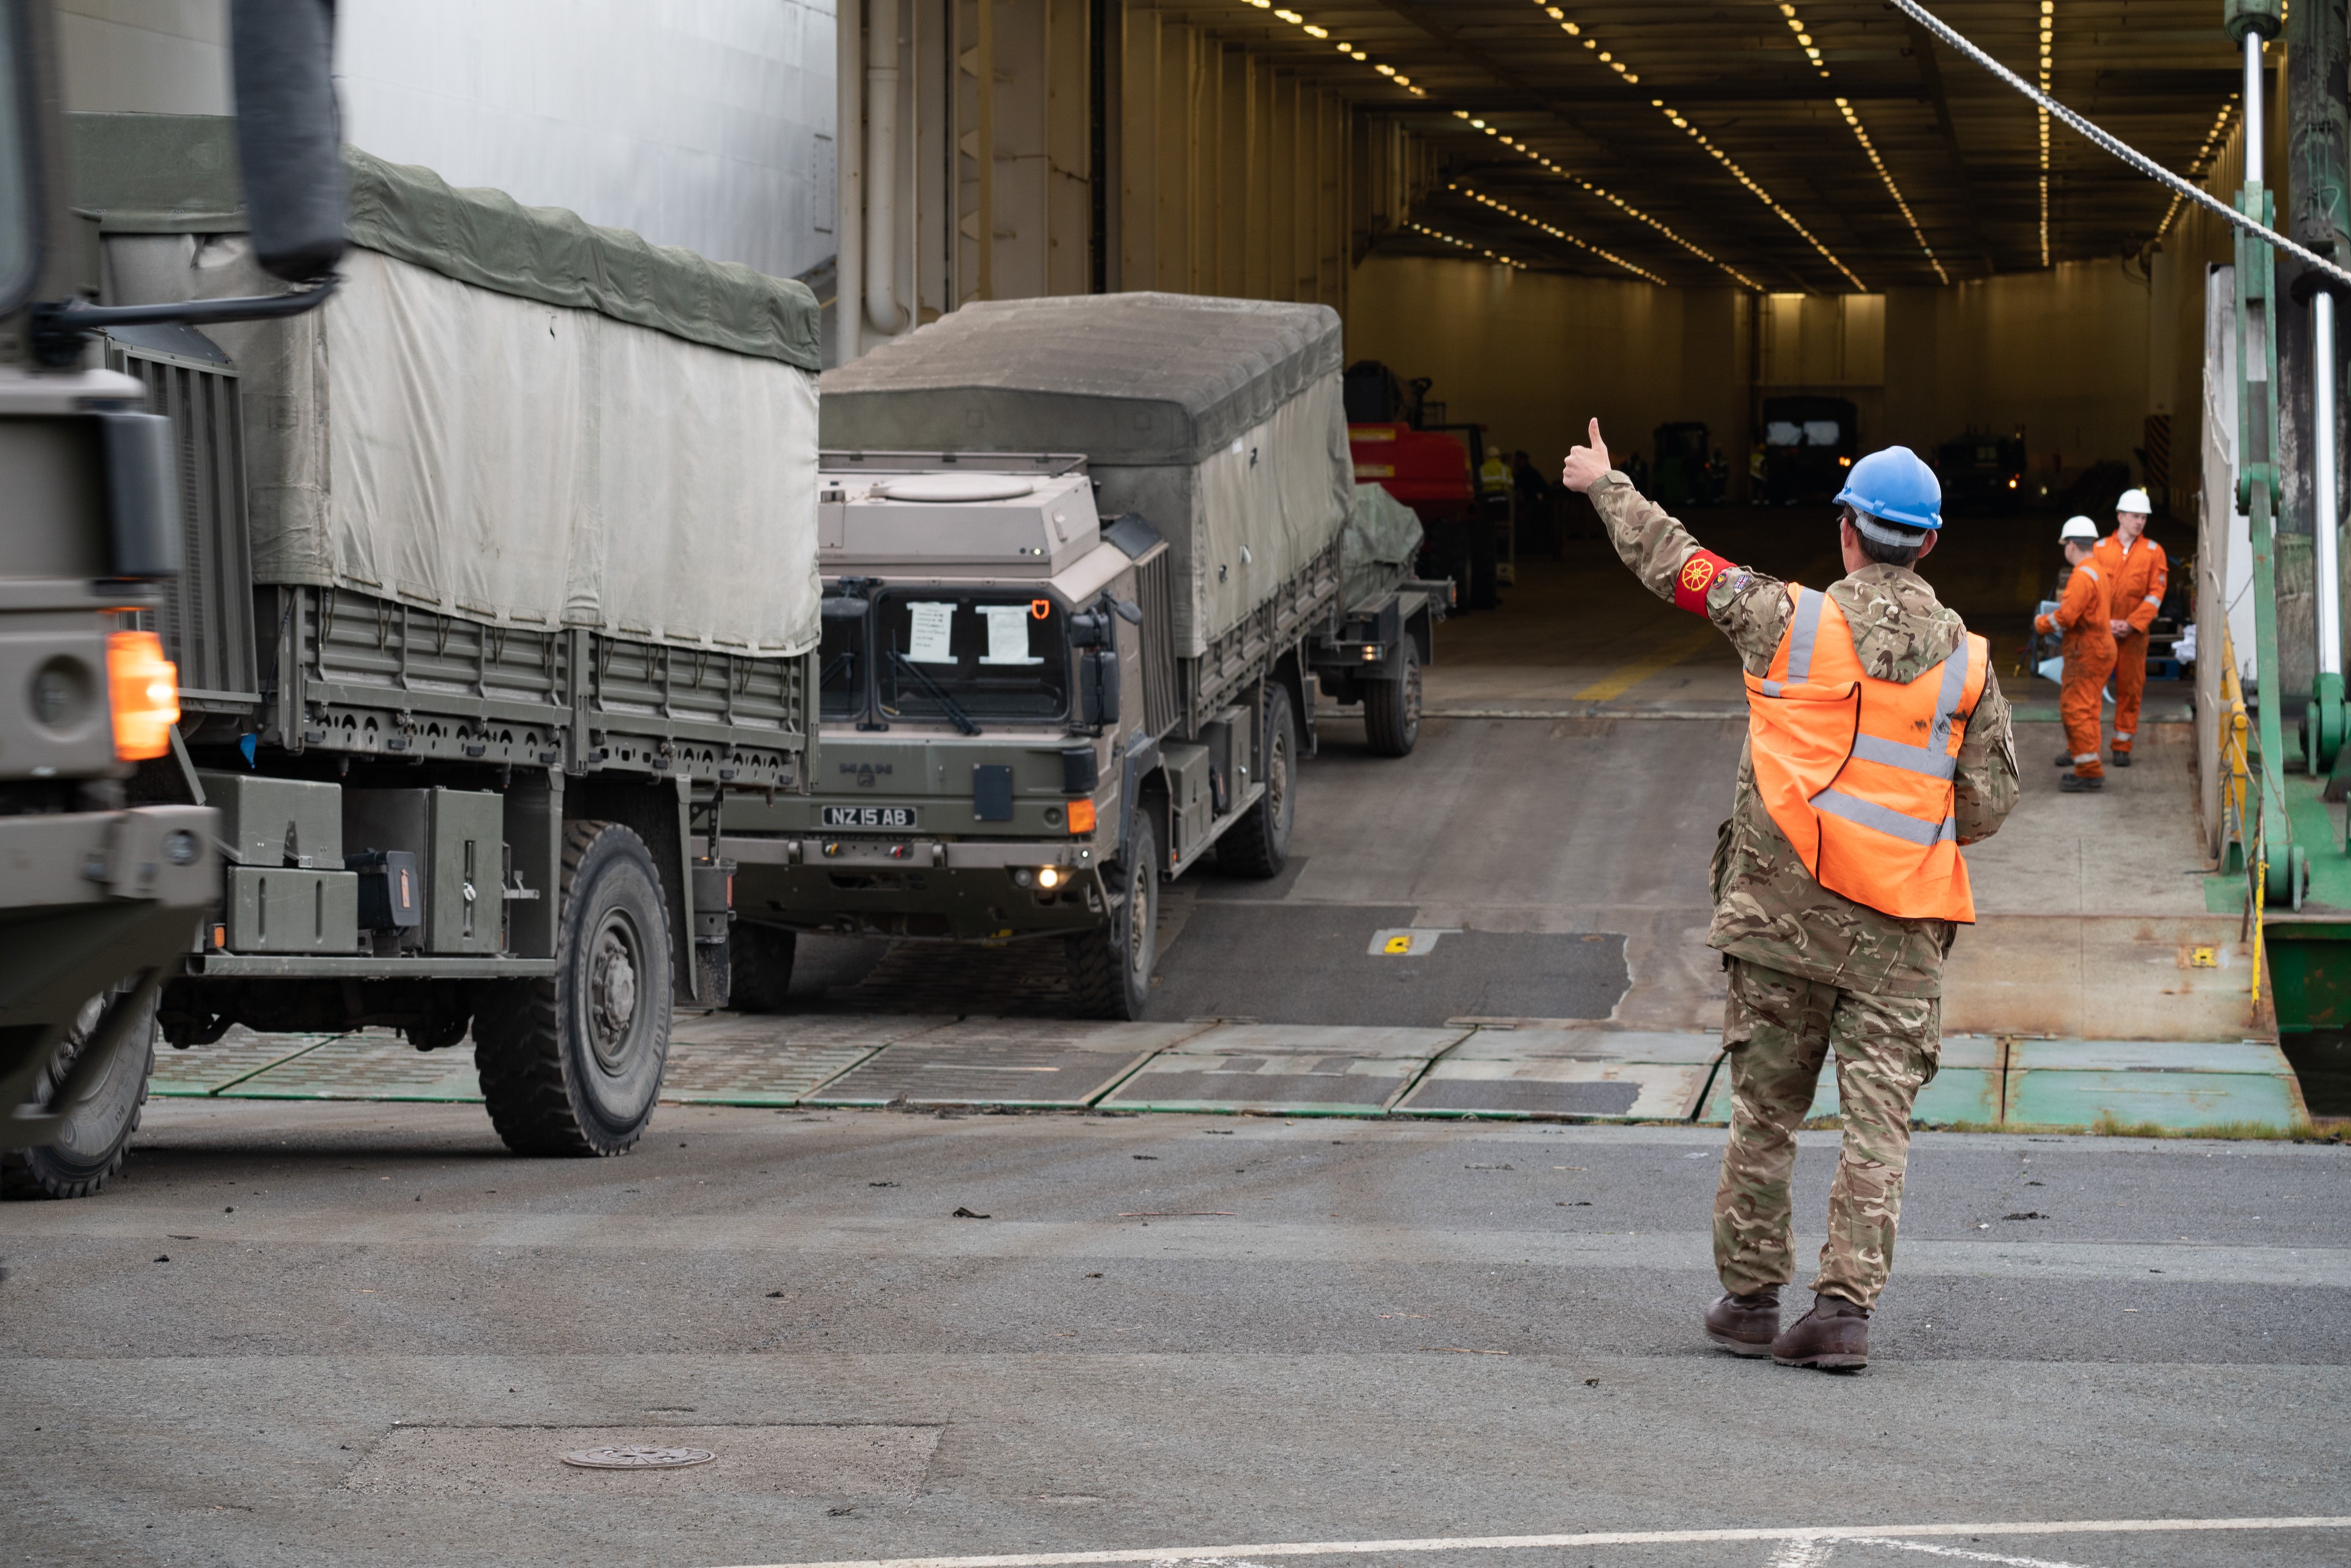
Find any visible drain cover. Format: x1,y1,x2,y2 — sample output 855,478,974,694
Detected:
560,1446,715,1470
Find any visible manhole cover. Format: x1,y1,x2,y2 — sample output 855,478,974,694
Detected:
560,1446,716,1470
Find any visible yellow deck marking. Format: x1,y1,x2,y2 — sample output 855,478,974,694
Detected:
1570,620,1723,702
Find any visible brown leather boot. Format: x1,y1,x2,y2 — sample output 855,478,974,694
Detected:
1703,1285,1780,1358
1771,1293,1870,1370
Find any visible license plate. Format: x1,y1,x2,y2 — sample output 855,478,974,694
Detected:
821,805,917,829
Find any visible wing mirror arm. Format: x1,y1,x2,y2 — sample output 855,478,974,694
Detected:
30,276,341,370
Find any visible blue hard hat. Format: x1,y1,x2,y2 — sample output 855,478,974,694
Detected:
1834,445,1943,532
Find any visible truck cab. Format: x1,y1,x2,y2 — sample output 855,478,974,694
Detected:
725,452,1167,1011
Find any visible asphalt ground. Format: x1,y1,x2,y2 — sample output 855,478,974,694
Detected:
7,1101,2347,1567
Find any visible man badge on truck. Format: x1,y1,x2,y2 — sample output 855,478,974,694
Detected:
840,762,894,788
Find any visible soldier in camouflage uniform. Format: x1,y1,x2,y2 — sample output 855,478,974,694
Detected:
1562,420,2018,1370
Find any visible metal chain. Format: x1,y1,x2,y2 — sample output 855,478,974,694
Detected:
1893,0,2351,291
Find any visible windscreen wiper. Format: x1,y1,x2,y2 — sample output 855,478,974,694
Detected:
889,650,982,736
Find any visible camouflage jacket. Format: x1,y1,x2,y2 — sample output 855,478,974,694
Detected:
1591,471,2020,998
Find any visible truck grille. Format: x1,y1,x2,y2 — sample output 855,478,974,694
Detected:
1135,547,1178,736
106,339,259,712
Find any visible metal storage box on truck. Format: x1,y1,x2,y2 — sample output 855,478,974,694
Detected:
47,113,824,1169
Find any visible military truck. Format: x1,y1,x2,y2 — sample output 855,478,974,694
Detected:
0,0,363,1196
719,293,1442,1019
6,110,823,1193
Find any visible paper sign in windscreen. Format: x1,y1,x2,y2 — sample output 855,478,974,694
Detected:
907,602,957,663
979,604,1044,665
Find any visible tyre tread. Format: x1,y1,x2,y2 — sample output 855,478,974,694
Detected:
1218,683,1294,878
1363,639,1421,757
475,820,660,1158
1,999,155,1201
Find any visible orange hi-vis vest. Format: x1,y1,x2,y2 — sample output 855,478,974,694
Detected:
1743,584,1991,923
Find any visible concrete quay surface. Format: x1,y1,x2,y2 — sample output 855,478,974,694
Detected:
6,1099,2348,1568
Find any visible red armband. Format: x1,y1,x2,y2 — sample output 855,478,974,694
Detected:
1672,549,1737,615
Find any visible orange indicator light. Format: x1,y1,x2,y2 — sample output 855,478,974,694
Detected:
106,630,179,761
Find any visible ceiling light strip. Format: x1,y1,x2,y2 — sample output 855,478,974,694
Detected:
2038,0,2053,267
1777,0,1943,283
1651,94,1867,290
1451,183,1669,284
1450,109,1763,289
2155,99,2239,240
1537,4,1864,289
1408,221,1528,270
1834,97,1947,284
1773,0,1832,77
1245,1,1425,96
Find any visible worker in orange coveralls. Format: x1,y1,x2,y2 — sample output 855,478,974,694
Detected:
2090,487,2165,768
2038,515,2116,793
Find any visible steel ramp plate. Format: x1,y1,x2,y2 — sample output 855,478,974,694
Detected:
910,1018,1220,1051
148,1029,344,1096
1099,1052,1433,1116
2004,1065,2305,1130
1691,1036,2003,1126
1171,1023,1471,1055
662,1013,954,1105
666,1013,955,1049
662,1042,885,1106
803,1028,1190,1109
2006,1038,2291,1074
1398,1057,1715,1120
219,1034,484,1102
1441,1026,1722,1062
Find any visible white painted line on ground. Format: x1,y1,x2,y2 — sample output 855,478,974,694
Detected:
707,1517,2351,1568
1843,1538,2092,1567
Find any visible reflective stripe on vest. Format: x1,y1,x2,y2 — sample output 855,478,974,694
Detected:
1741,583,1987,923
1757,586,1827,698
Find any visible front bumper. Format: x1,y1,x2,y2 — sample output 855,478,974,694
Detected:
0,805,216,916
0,804,218,1040
723,834,1106,941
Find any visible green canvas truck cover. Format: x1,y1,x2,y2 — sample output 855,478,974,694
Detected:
73,113,822,657
819,292,1351,658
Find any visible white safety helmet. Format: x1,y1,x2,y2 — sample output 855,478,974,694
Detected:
2116,487,2152,516
2059,515,2100,543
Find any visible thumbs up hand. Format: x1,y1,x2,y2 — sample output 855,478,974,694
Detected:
1561,418,1612,494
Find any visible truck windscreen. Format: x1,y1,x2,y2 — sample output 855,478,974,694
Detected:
877,592,1068,721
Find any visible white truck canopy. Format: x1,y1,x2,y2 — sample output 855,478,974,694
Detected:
77,114,823,659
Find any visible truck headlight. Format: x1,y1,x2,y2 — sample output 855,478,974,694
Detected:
1037,866,1064,890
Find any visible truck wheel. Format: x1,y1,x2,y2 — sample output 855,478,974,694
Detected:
475,821,672,1156
730,923,798,1013
1363,634,1423,757
2,983,157,1200
1067,817,1157,1019
1218,681,1296,877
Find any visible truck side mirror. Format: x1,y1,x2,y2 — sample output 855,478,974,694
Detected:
230,0,348,283
1079,649,1119,730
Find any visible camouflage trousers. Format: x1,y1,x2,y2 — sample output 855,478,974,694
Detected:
1713,957,1939,1309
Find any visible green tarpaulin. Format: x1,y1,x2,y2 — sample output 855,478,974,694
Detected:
67,113,820,370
